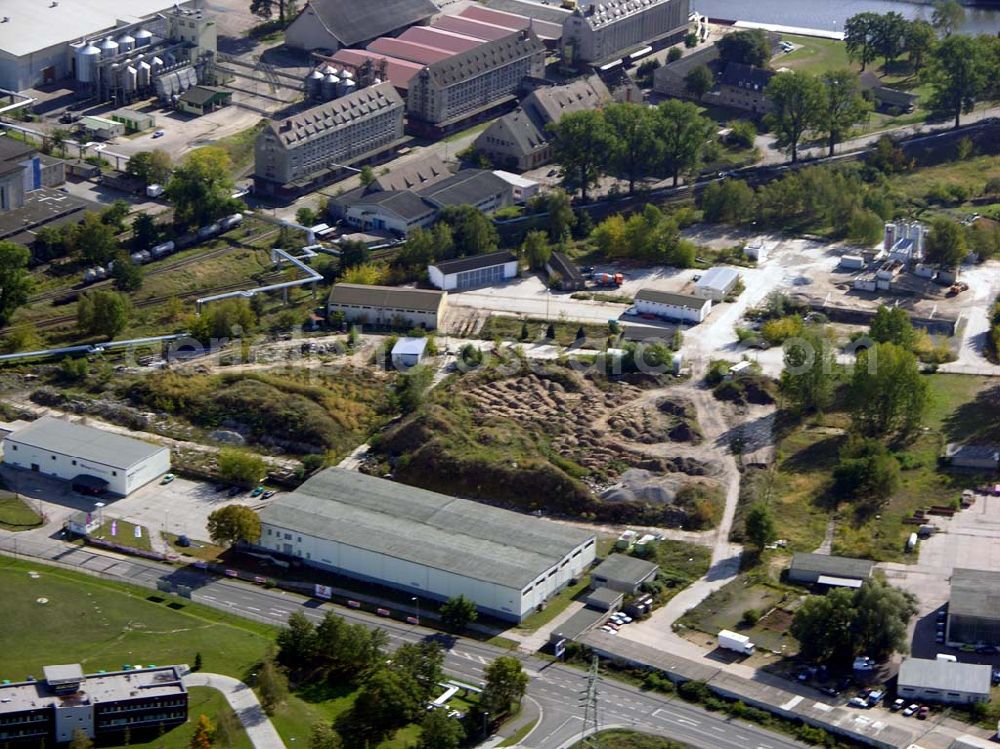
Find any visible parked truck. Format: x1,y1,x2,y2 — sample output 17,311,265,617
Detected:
718,629,755,655
146,183,164,198
592,272,624,287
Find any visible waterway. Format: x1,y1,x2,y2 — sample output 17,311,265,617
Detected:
692,0,1000,35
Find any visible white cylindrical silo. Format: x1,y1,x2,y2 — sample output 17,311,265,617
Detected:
100,36,119,59
117,33,135,53
75,42,102,83
338,77,356,97
322,73,339,100
134,28,153,47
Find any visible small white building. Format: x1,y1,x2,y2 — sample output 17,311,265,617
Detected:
80,116,125,140
428,251,519,291
391,337,429,369
744,238,767,263
492,170,540,203
694,267,740,301
897,658,992,705
2,416,171,497
634,289,711,324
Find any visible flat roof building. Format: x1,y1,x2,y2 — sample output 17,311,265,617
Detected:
635,289,711,324
285,0,437,52
417,169,513,214
327,283,447,330
947,568,1000,646
429,250,520,291
590,554,659,593
0,664,187,745
0,0,199,92
253,82,406,197
786,553,875,588
257,468,597,621
2,416,170,497
391,336,429,369
897,658,991,705
694,267,740,301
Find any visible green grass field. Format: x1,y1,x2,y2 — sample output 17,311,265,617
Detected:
91,518,153,551
571,730,691,749
0,492,43,530
129,687,253,749
778,35,852,76
763,375,995,562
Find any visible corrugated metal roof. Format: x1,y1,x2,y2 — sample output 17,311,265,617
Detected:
417,169,510,209
950,568,1000,620
696,266,740,292
635,289,710,310
460,4,563,39
298,0,437,47
391,337,429,356
433,15,517,42
789,553,874,580
258,468,595,589
430,250,517,275
366,38,456,66
398,26,484,54
327,283,444,312
4,416,167,470
898,658,991,694
591,554,659,586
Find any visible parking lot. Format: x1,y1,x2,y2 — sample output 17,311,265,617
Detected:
881,492,1000,658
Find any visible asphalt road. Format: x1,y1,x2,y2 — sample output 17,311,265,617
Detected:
0,534,808,749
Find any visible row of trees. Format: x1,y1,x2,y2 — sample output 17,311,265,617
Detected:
844,12,937,71
550,101,716,200
590,203,696,266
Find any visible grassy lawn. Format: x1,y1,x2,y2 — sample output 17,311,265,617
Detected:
442,121,490,143
207,120,269,177
777,35,851,75
516,575,591,632
677,566,802,656
571,730,691,749
649,540,711,585
0,492,43,530
124,687,253,749
91,518,153,551
762,374,996,563
499,718,538,747
163,532,227,562
887,153,1000,205
0,556,274,680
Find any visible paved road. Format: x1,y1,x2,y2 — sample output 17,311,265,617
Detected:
0,534,807,749
184,672,286,749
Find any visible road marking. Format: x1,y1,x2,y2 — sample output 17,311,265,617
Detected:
712,726,725,733
677,718,699,727
247,606,260,611
202,595,216,600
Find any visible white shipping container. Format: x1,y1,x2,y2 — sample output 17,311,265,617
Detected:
718,629,755,655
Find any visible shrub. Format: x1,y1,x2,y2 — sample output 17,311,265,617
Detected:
678,680,711,702
741,608,761,626
667,47,682,63
760,315,803,345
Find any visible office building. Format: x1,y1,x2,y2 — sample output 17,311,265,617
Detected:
561,0,689,67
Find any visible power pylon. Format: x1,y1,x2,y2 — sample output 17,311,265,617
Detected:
579,655,602,748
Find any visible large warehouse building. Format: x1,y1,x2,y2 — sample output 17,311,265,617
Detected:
2,416,170,497
0,0,203,93
285,0,437,52
256,468,597,621
947,568,1000,646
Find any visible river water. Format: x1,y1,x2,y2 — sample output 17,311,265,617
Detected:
692,0,1000,34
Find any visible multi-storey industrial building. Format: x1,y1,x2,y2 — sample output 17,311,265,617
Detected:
0,664,187,745
561,0,689,67
253,82,406,196
406,29,545,134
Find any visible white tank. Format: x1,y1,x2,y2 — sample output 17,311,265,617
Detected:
117,33,135,53
338,77,356,97
100,36,119,59
320,64,336,75
340,68,354,79
151,56,164,72
75,42,102,83
306,68,324,98
137,61,151,87
134,28,153,47
124,66,137,92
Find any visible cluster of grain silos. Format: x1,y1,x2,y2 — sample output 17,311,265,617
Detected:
73,27,161,101
303,64,357,101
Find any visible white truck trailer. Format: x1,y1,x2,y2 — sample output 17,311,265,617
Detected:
718,629,755,655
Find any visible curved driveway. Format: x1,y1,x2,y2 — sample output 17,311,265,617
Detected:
182,672,285,749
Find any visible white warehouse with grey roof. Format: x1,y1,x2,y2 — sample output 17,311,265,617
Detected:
257,468,597,621
2,416,170,496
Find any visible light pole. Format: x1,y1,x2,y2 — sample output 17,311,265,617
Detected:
95,501,105,530
412,596,420,625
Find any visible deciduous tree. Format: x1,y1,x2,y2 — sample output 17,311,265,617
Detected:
656,100,713,186
520,230,551,269
418,711,464,749
438,205,499,257
924,215,967,268
844,13,881,71
440,594,478,632
715,29,770,67
216,448,266,489
604,103,659,195
166,147,237,227
189,716,213,749
257,656,288,715
111,254,143,292
126,149,172,186
873,12,908,67
849,342,929,439
75,211,119,265
927,34,988,128
480,656,529,717
0,241,32,327
870,305,916,349
276,611,318,670
931,0,964,36
817,69,870,157
683,64,714,99
765,71,822,163
77,290,130,338
550,110,613,202
744,503,776,550
699,179,756,225
780,329,836,412
207,504,262,545
132,213,158,250
904,19,936,71
309,723,343,749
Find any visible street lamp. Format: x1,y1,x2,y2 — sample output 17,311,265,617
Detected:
411,596,420,625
